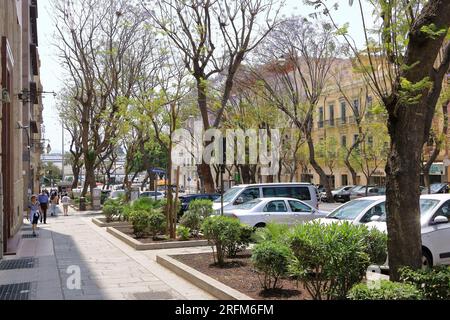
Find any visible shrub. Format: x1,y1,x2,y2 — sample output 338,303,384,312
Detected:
253,222,290,244
180,211,202,236
364,227,388,265
399,266,450,300
348,280,423,300
102,205,116,222
177,225,191,241
251,241,292,290
188,199,213,219
129,210,151,238
201,216,242,266
147,210,166,240
288,221,387,300
225,224,254,258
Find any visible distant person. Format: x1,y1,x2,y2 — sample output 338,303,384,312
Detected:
38,190,49,224
50,192,59,216
28,195,41,237
61,193,71,216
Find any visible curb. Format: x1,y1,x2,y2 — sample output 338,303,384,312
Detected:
106,227,210,250
156,254,253,300
91,217,130,228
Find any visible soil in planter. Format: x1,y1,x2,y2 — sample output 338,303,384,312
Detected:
115,226,204,244
171,251,312,300
98,217,130,224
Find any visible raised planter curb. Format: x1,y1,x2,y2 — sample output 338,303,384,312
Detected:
91,217,130,228
156,254,253,300
106,227,210,250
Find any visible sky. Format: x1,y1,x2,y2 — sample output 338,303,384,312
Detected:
38,0,372,154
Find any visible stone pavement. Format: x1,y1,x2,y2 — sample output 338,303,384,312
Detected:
0,206,215,300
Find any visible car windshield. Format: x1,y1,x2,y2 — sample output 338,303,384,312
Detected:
378,199,440,222
214,187,243,203
430,183,445,193
234,199,262,210
327,199,377,220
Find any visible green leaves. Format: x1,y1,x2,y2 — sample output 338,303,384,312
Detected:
399,76,433,105
420,23,448,40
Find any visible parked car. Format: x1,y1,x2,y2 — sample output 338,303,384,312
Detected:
109,190,126,200
318,196,387,225
178,193,220,215
367,194,450,268
139,191,165,200
212,183,319,212
320,185,355,203
422,183,449,194
222,197,328,228
349,186,385,200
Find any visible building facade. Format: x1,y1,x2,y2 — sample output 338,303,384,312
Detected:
0,0,43,258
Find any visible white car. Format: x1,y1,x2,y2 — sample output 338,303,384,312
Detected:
318,196,387,225
221,197,329,228
367,194,450,267
139,191,165,200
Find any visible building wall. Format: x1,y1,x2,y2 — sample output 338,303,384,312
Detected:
1,0,29,256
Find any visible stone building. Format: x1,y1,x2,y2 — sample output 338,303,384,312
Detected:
0,0,43,258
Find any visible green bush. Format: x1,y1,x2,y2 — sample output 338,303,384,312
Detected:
188,199,213,219
102,205,116,222
177,225,191,241
129,210,151,238
147,210,166,240
251,241,292,290
225,224,254,258
253,222,290,244
400,266,450,300
348,280,423,300
180,211,202,236
201,216,242,266
288,221,387,300
364,227,388,264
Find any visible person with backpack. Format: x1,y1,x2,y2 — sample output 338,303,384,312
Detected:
28,195,41,237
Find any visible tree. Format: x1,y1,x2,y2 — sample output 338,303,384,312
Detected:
143,0,283,192
310,0,450,279
250,16,340,201
53,0,154,205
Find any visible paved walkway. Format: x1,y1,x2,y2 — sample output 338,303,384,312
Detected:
0,206,215,300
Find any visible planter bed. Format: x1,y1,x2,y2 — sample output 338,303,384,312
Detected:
168,251,312,300
91,217,130,228
107,226,209,250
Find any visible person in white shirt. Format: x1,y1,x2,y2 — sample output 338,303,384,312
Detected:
61,193,71,216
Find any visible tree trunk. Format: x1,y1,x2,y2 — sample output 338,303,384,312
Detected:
344,157,358,185
385,107,424,280
71,166,80,189
307,134,334,202
239,164,251,184
198,162,215,193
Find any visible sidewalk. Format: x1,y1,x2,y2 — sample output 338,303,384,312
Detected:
0,206,215,300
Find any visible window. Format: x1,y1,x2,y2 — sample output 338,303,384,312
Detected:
353,99,360,116
239,188,260,202
340,101,346,122
341,174,348,186
433,200,450,221
341,135,347,147
318,107,324,128
288,200,312,212
361,202,386,223
368,136,373,148
264,200,287,212
329,104,335,126
262,186,311,201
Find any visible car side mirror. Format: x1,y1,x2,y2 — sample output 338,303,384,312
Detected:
234,197,244,205
370,215,381,222
433,215,449,225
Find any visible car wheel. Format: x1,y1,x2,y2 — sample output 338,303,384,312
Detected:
254,223,266,228
421,250,433,269
333,195,339,202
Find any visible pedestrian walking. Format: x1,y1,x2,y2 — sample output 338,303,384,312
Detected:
28,195,41,237
50,192,59,216
61,193,71,216
38,190,49,224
